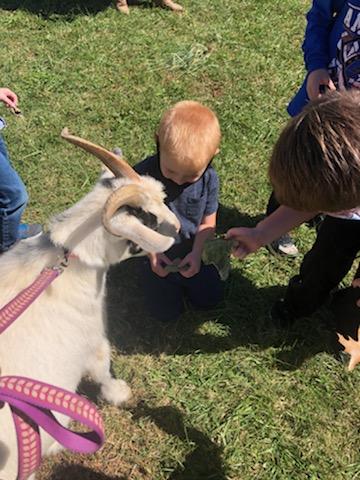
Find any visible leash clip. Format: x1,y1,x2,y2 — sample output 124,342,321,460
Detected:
52,248,71,273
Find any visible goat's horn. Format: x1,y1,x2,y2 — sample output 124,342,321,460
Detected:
102,184,145,235
61,128,140,181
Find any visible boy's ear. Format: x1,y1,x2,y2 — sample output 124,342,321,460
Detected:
214,147,220,155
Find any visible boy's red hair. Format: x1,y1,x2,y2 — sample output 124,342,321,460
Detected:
158,101,221,174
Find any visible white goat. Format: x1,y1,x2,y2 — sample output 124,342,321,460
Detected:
0,129,180,480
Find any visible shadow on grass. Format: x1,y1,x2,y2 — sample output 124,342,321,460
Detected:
0,0,160,18
48,464,129,480
132,403,226,480
47,464,127,479
0,0,112,17
106,209,344,371
216,203,265,233
330,286,360,339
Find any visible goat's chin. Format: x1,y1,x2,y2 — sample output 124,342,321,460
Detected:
106,244,147,265
68,237,148,268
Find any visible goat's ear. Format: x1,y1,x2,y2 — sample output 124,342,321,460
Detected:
110,215,174,253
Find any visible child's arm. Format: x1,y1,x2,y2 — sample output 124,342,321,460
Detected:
226,206,317,259
0,88,18,109
178,212,216,278
302,0,342,98
303,0,343,73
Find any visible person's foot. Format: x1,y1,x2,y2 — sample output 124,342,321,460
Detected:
155,0,184,11
270,298,296,329
116,0,129,14
18,223,42,240
266,233,299,257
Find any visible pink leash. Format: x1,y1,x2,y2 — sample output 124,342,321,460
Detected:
0,250,106,480
0,377,105,480
0,266,63,335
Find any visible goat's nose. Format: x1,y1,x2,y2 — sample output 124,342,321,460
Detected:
158,221,179,239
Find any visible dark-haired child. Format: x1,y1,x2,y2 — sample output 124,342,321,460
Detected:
227,90,360,326
266,0,360,256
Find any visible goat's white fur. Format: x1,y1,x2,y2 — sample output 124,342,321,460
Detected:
0,171,179,480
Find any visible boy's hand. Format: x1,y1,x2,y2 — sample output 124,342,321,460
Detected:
306,69,336,100
0,88,18,109
225,227,262,259
148,252,172,277
178,251,201,278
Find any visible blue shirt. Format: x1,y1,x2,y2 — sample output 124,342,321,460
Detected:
134,154,219,259
288,0,360,116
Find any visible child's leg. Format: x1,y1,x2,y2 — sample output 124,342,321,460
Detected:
0,135,28,252
138,258,185,322
266,191,280,216
185,264,224,310
280,216,360,320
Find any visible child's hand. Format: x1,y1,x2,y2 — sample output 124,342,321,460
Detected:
225,227,262,259
306,69,336,100
178,252,201,278
0,88,18,109
148,252,172,277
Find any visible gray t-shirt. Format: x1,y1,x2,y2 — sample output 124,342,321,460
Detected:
134,154,219,259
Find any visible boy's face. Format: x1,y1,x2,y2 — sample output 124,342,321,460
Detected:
160,159,206,185
158,140,218,185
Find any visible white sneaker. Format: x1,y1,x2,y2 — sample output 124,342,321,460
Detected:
266,233,299,257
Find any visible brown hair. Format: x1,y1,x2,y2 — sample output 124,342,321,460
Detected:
157,100,221,174
269,89,360,212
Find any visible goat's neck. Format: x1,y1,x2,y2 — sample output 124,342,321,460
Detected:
48,184,131,268
51,216,131,268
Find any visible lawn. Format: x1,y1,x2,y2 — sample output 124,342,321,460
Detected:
1,1,360,479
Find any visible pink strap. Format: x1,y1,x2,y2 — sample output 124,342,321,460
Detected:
12,411,41,480
0,267,62,335
0,376,105,480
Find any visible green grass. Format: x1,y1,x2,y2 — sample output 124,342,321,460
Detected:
2,1,360,479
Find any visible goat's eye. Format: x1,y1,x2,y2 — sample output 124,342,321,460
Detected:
123,206,158,230
142,211,158,229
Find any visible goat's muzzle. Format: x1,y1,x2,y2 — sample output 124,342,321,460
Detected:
102,184,179,253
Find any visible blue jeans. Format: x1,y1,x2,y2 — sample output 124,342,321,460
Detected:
138,258,224,322
0,135,28,252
